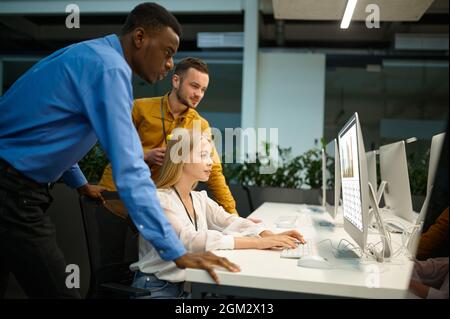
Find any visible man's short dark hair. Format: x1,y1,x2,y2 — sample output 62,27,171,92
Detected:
121,2,182,37
174,57,209,78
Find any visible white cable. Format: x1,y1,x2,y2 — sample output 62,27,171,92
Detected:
380,219,422,258
315,238,364,259
313,236,411,267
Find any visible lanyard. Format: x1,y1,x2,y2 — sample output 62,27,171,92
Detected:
161,95,188,145
173,187,198,231
160,96,168,145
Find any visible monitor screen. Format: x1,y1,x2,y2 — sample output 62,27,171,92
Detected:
339,119,363,232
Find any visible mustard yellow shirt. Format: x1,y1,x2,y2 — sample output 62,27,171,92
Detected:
98,94,238,215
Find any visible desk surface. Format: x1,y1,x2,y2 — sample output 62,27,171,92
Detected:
185,202,414,299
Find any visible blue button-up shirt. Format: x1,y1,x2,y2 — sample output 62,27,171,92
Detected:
0,34,186,261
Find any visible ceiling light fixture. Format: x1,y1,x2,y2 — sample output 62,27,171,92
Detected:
340,0,358,29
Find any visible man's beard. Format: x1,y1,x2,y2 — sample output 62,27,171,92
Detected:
176,87,195,109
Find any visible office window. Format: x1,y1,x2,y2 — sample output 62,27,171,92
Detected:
325,61,449,150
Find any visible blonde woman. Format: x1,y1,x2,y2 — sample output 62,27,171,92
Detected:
130,129,305,298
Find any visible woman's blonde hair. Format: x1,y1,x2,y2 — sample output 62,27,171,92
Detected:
155,128,211,190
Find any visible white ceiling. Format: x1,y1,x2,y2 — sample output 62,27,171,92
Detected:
273,0,436,21
0,0,447,53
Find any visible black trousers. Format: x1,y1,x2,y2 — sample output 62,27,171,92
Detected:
0,160,80,299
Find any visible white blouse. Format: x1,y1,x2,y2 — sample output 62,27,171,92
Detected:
130,188,268,282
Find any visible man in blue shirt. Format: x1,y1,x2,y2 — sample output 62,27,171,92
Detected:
0,3,239,299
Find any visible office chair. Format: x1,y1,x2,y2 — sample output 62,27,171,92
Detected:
228,184,254,217
79,192,150,298
195,182,254,217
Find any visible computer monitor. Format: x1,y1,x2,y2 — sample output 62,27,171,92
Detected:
324,139,341,219
407,129,448,258
366,150,377,192
379,140,416,222
427,132,445,196
338,113,370,251
422,131,447,233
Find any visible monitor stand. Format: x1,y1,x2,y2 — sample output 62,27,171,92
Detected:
367,182,392,262
368,181,386,225
406,186,432,260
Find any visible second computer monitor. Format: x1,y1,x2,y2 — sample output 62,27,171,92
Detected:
408,130,448,258
324,139,341,219
366,150,377,192
427,132,446,196
338,113,370,252
379,140,415,222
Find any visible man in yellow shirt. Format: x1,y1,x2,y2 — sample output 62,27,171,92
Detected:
99,57,238,215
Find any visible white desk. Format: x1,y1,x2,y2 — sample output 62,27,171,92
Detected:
185,202,415,299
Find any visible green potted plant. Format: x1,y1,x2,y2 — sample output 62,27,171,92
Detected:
407,150,428,212
78,142,109,184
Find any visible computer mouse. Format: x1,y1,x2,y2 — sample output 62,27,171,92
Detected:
297,255,333,269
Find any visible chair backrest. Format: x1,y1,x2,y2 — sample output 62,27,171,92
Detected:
79,192,138,298
228,184,253,218
195,182,254,217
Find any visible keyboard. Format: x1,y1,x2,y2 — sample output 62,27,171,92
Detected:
280,240,318,259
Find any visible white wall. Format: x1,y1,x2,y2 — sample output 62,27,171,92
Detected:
255,51,326,156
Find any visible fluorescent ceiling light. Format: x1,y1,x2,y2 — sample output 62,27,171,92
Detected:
340,0,358,29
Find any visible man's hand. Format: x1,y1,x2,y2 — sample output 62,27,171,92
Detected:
77,183,106,203
144,147,166,166
409,279,429,299
174,251,240,284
